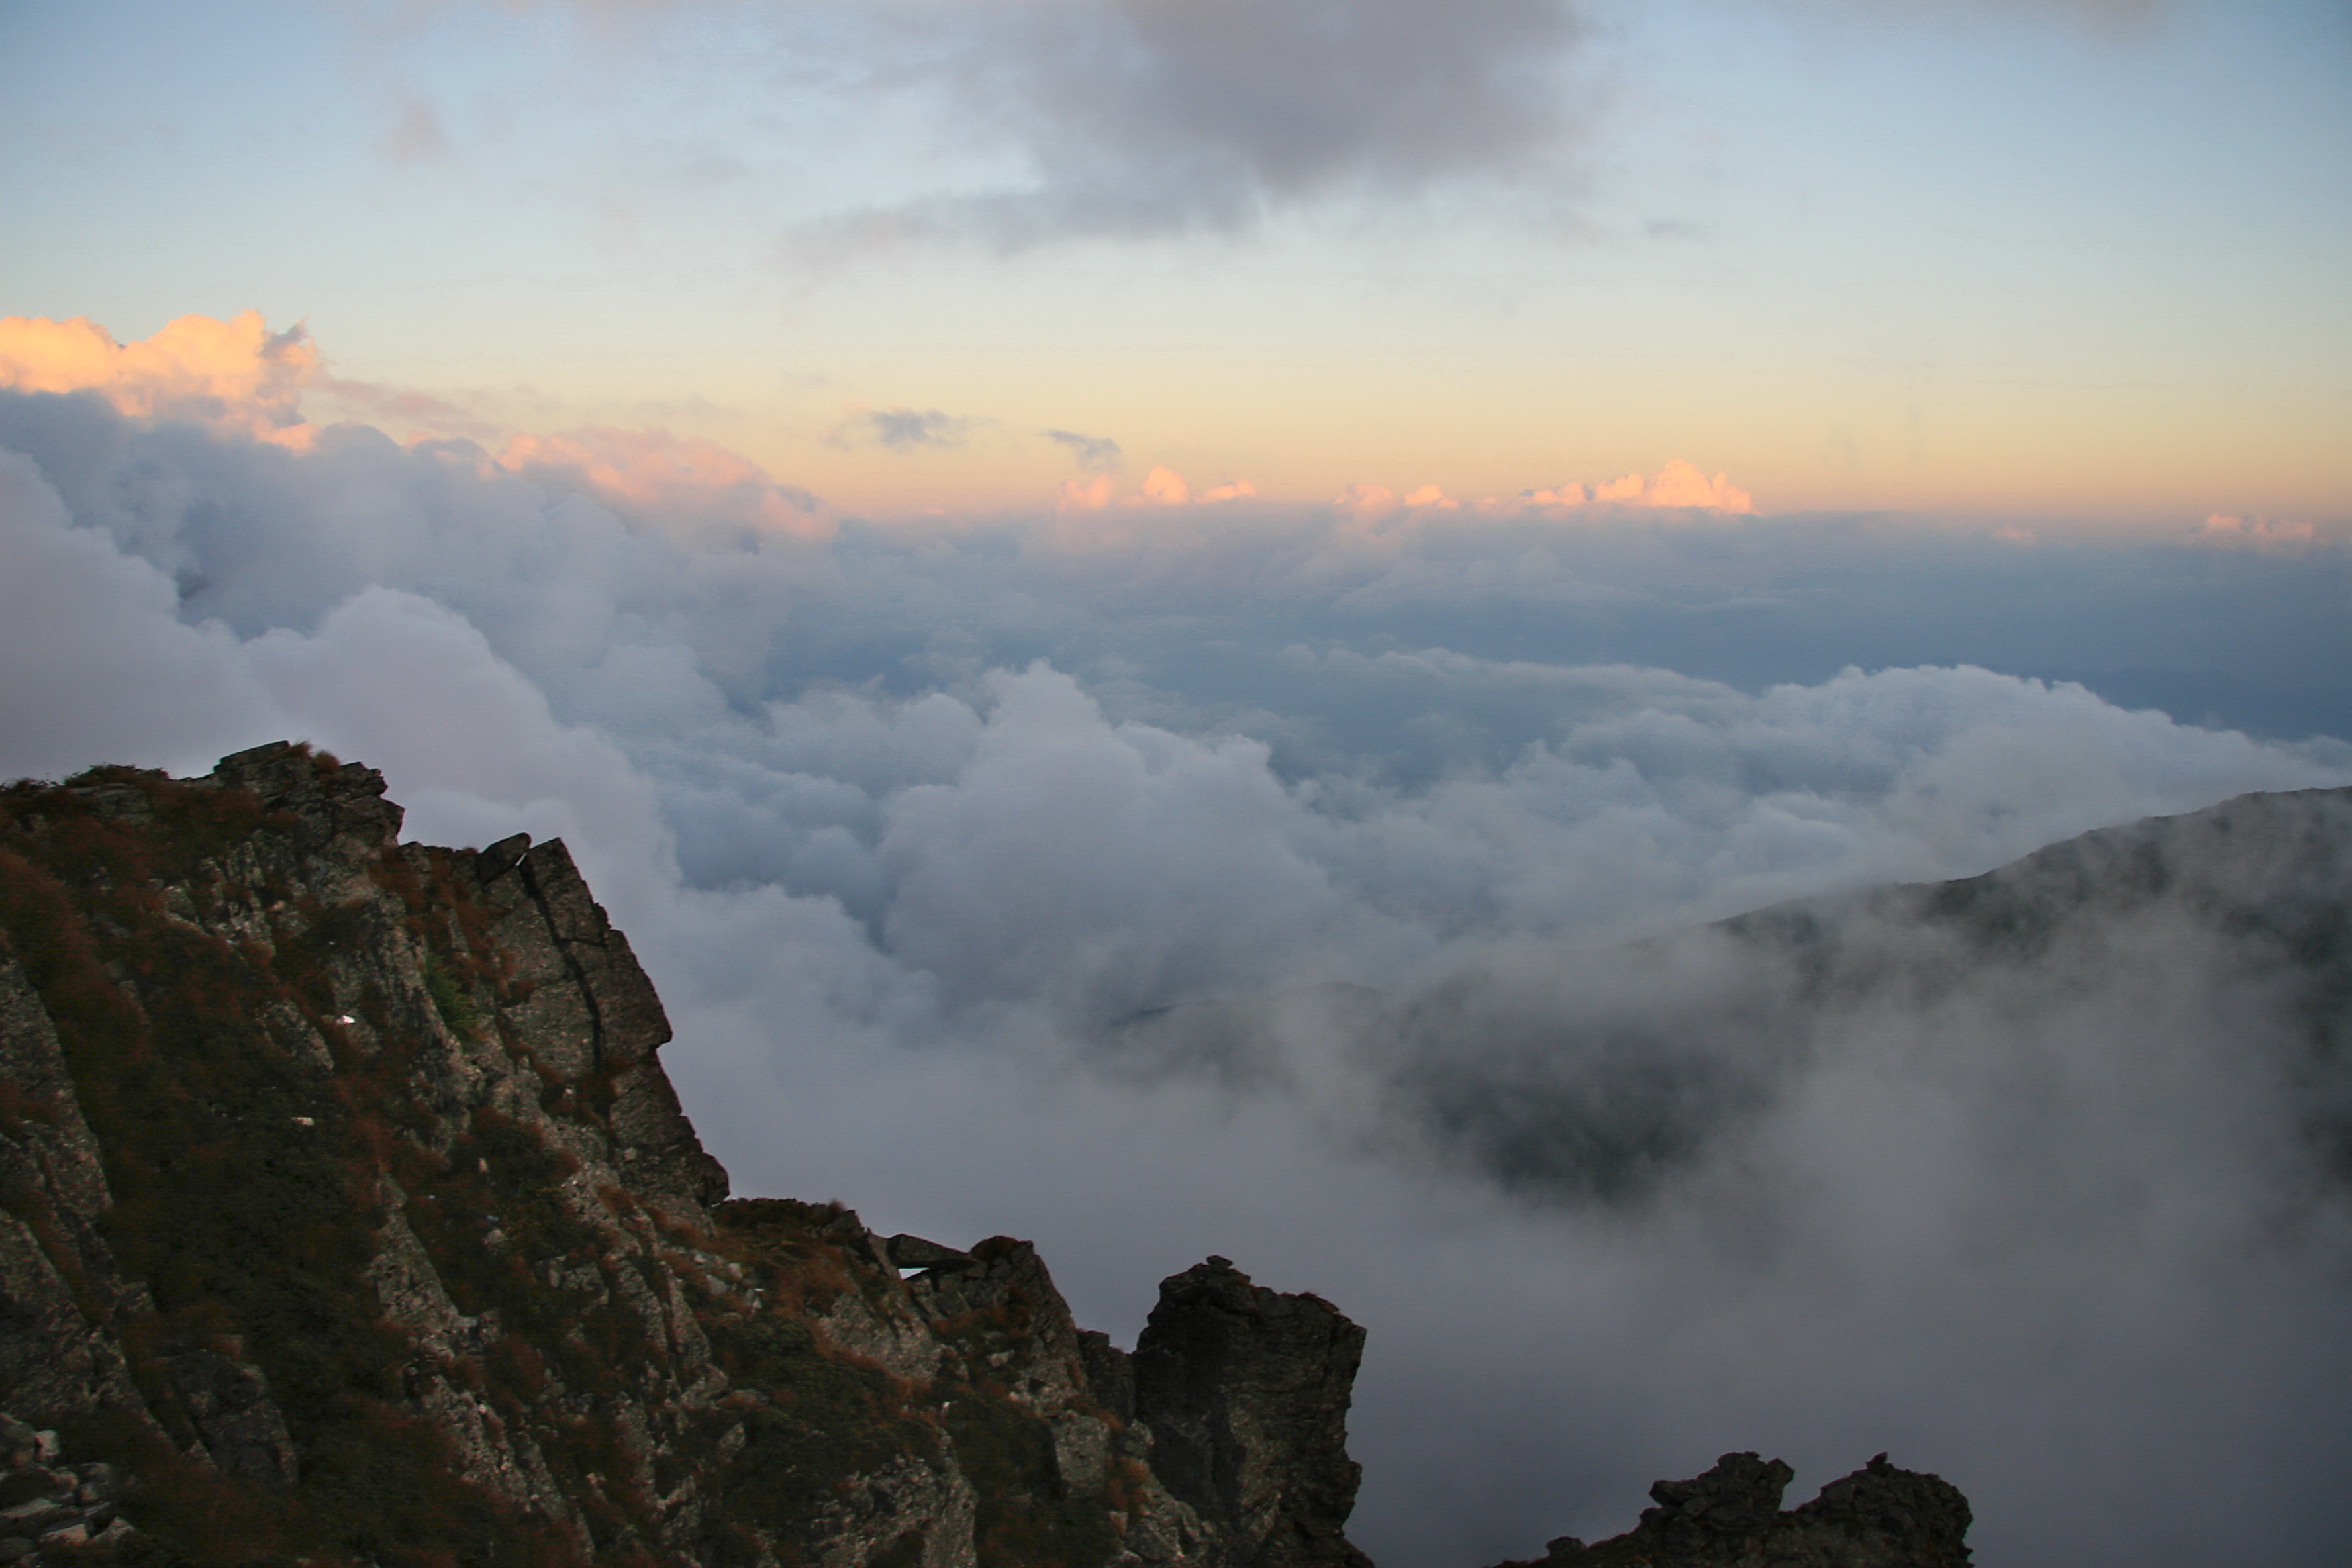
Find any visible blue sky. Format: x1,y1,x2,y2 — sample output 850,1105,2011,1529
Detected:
5,0,2346,514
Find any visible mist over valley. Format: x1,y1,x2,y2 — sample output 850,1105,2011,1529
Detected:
2,364,2348,1562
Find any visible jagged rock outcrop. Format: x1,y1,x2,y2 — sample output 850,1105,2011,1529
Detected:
0,743,1377,1568
1487,1451,1971,1568
0,741,1979,1567
1128,1258,1371,1568
0,1410,142,1560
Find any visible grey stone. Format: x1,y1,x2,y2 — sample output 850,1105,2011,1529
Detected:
1131,1256,1373,1568
164,1350,299,1489
1486,1451,1972,1568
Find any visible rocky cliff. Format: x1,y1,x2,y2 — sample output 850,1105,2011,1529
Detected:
1483,1451,1971,1568
0,744,1973,1568
0,744,1377,1567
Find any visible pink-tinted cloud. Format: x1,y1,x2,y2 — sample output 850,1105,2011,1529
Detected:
499,428,830,539
1,312,830,538
0,311,318,435
1058,472,1120,511
1137,465,1191,505
1651,460,1741,508
1057,465,1256,511
1332,483,1404,529
1485,459,1755,515
2190,513,2315,551
0,310,487,445
1338,461,1755,527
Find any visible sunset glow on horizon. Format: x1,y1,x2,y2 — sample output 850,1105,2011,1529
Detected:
3,0,2345,526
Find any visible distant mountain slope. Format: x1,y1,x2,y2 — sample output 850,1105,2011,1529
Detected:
1383,785,2352,1204
1107,788,2352,1210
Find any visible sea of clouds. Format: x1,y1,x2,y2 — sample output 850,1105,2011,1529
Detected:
3,330,2349,1565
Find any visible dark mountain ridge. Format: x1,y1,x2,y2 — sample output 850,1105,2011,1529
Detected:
30,743,2316,1563
1380,784,2352,1206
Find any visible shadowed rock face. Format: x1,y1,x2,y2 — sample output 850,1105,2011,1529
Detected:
1130,1257,1373,1568
0,743,1382,1568
1487,1451,1972,1568
0,742,1980,1568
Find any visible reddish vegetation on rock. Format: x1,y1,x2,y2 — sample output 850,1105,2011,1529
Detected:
0,744,1973,1567
0,744,1379,1567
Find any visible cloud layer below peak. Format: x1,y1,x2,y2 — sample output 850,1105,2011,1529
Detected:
4,323,2351,1565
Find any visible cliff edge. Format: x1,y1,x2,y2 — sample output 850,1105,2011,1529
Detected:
0,744,1971,1568
0,744,1371,1567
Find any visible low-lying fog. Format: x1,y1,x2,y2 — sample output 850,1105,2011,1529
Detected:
5,388,2349,1564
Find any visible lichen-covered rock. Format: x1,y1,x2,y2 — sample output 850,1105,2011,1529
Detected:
0,744,1379,1568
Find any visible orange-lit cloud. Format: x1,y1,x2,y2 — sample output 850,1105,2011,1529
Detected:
0,312,832,538
0,309,487,448
1339,460,1755,524
1058,472,1119,510
1055,465,1256,511
0,311,318,436
2190,513,2314,551
1332,482,1400,522
1504,461,1753,513
1138,465,1191,505
500,428,830,538
1561,458,1753,513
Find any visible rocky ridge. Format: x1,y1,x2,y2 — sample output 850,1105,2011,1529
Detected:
0,744,1972,1567
0,744,1373,1567
1484,1451,1971,1568
0,1412,139,1557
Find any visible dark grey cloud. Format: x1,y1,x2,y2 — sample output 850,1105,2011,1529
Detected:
820,0,1587,246
830,406,979,451
1044,427,1123,469
3,387,2351,1565
785,0,2164,251
520,0,2167,253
